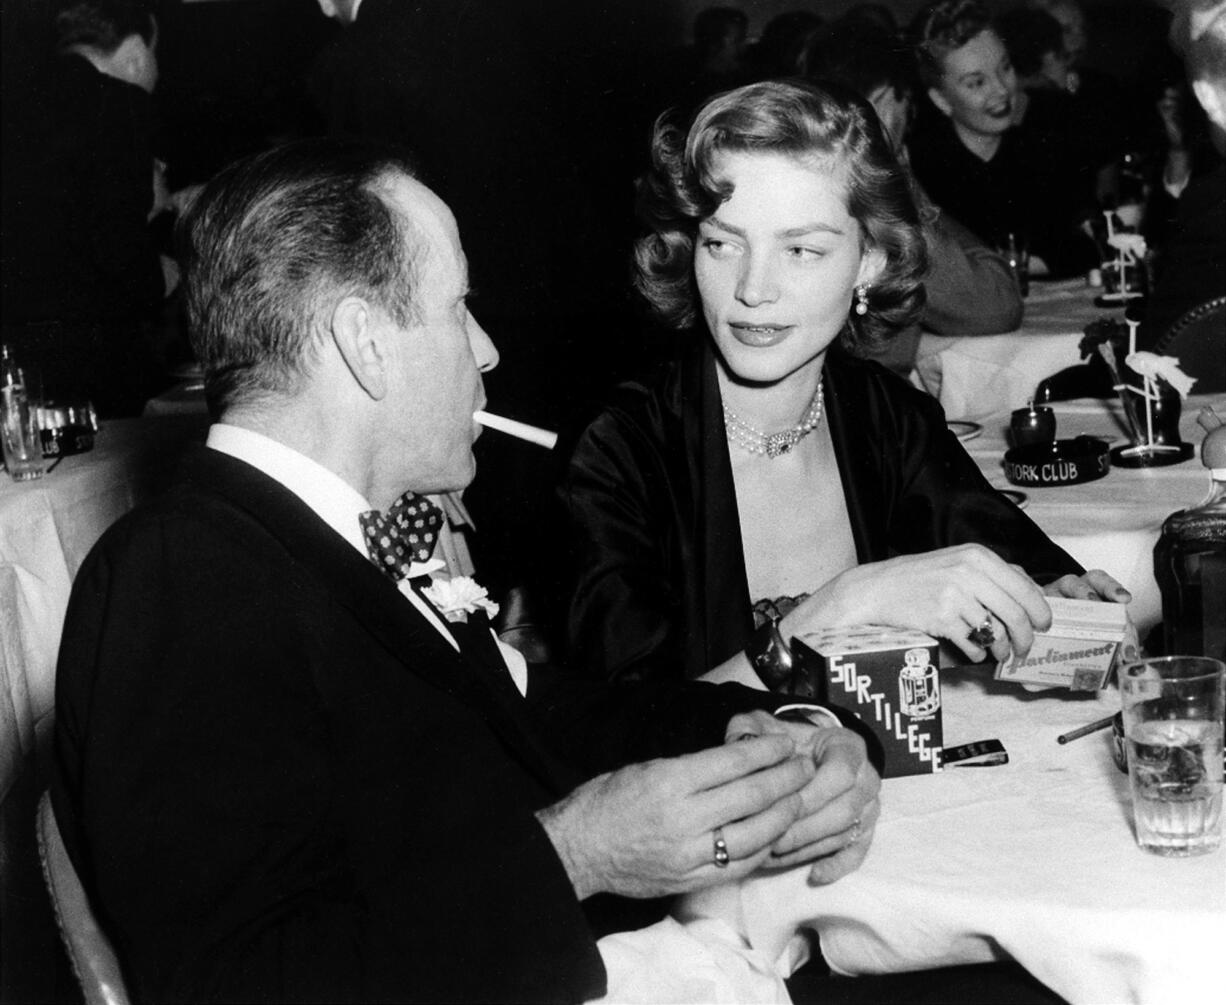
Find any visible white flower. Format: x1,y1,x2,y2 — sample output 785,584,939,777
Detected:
421,576,501,623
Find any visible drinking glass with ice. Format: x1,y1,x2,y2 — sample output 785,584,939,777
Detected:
1120,657,1225,856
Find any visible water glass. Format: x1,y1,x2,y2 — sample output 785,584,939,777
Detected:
1120,657,1225,856
1,366,45,481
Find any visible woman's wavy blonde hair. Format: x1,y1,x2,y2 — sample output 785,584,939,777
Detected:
633,79,928,354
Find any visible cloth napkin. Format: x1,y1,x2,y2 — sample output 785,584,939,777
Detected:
591,914,792,1004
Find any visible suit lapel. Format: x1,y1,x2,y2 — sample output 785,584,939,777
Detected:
179,447,574,794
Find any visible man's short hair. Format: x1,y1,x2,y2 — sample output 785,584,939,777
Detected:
55,0,156,53
180,138,420,413
911,0,994,89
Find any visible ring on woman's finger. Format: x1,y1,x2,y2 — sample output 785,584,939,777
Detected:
846,818,862,848
967,617,996,648
712,826,730,868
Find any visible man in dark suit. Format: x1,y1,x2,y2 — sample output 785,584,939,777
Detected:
50,139,881,1003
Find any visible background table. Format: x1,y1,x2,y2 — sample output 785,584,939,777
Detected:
915,278,1120,422
697,669,1223,1005
962,392,1225,641
1,416,205,796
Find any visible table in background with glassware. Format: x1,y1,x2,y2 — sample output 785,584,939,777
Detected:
913,277,1124,423
686,665,1223,1005
0,415,206,796
957,392,1226,641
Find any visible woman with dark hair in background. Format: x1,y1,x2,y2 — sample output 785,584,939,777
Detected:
559,80,1125,693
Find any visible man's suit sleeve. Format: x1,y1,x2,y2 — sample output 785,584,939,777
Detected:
526,666,885,779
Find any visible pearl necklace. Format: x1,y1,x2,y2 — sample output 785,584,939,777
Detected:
722,375,825,459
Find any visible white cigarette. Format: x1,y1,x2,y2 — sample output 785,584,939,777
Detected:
474,410,558,450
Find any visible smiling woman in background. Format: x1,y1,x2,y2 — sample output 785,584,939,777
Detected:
798,13,1022,376
558,79,1126,693
906,0,1099,278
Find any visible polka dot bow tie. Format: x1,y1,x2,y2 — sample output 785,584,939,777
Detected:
359,492,444,580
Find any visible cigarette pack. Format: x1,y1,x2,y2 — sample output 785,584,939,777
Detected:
791,626,942,778
994,598,1128,691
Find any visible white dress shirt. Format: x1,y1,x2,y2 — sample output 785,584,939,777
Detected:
206,424,529,693
206,423,459,647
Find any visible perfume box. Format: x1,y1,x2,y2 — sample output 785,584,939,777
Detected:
994,598,1128,691
792,626,943,778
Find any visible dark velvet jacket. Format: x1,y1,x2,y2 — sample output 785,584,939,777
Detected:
560,341,1081,684
51,447,787,1004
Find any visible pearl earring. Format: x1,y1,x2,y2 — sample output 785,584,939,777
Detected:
854,284,869,316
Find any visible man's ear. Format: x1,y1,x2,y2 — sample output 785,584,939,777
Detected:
928,86,953,118
330,296,388,400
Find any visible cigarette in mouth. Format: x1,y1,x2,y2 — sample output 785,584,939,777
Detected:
474,410,558,450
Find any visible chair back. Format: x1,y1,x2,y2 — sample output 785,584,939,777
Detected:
1153,296,1226,393
36,792,131,1005
2,613,76,1002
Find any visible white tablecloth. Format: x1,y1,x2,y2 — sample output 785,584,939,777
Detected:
690,669,1224,1005
963,393,1226,640
0,417,205,798
915,278,1113,422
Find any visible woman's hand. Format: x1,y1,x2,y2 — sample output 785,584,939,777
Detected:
781,544,1051,664
1044,570,1131,603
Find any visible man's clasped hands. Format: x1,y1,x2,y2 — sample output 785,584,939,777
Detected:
538,712,881,902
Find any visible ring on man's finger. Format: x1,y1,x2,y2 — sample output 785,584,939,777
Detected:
967,617,996,648
846,818,862,848
713,827,730,868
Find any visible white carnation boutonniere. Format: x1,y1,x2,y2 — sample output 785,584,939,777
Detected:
421,576,501,623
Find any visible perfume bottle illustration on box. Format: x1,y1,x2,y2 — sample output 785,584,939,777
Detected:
899,647,940,719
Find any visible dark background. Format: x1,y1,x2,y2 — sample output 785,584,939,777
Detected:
2,0,1180,193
